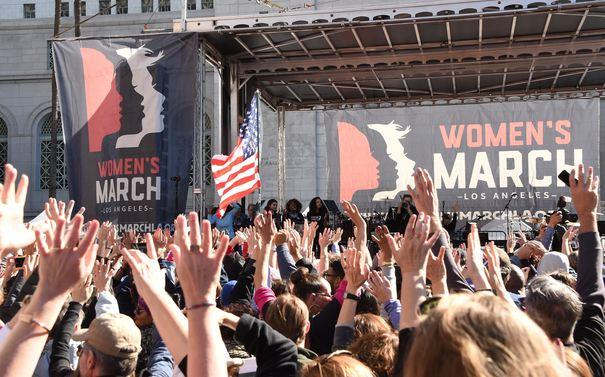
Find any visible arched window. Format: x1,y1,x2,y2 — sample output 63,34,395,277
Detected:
0,118,8,181
39,113,67,189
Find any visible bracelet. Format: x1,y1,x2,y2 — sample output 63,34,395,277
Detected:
345,292,360,301
185,302,216,312
19,313,51,334
381,262,395,267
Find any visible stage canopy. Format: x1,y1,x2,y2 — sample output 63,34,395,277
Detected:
177,0,605,110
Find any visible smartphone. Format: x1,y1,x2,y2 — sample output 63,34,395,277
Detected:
14,256,26,269
558,170,578,187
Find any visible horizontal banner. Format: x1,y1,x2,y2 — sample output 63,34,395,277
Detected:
325,99,600,218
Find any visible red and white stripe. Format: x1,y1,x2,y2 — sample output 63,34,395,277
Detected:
211,141,261,217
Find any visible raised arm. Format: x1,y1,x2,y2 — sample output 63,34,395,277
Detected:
254,212,276,290
408,168,472,293
121,232,189,364
333,247,369,349
570,165,604,308
0,212,99,377
171,213,230,377
393,212,440,329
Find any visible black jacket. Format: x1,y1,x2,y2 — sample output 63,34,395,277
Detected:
49,301,82,377
572,232,605,377
235,314,298,377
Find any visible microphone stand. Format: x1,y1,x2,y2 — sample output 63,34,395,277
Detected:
171,176,181,220
503,195,516,237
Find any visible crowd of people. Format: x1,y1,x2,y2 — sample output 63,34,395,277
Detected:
0,162,603,377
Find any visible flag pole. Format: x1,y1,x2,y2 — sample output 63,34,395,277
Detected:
256,89,262,212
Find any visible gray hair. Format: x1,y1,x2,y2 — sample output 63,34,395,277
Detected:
525,275,582,341
86,344,137,377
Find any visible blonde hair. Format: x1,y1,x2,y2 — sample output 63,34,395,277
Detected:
299,353,375,377
405,294,569,377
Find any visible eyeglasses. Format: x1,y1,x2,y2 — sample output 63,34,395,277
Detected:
322,272,336,278
76,343,85,357
311,350,353,377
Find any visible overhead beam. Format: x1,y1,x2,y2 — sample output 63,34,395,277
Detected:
261,65,603,91
320,30,339,56
329,78,345,101
413,22,423,52
352,76,367,99
238,38,605,72
540,13,552,44
232,27,605,60
576,62,592,87
401,74,411,98
382,25,394,53
262,34,285,59
372,69,389,99
351,28,367,55
282,81,303,102
509,15,517,43
305,79,324,101
290,31,313,58
551,64,563,90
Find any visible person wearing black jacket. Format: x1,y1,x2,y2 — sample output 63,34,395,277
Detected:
50,300,142,377
178,310,298,377
524,165,605,377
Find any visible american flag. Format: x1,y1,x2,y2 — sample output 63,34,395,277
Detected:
211,92,262,218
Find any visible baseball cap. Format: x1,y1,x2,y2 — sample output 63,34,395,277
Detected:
73,313,141,358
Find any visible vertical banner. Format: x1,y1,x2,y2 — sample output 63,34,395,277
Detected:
53,33,198,232
324,99,600,220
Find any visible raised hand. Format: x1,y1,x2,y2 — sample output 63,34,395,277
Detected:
98,221,112,242
71,274,94,304
367,270,394,304
171,212,229,305
393,213,440,274
371,225,396,264
122,230,137,250
426,245,447,295
396,212,440,329
484,242,515,305
273,230,289,246
153,226,168,250
23,252,39,281
287,226,302,261
318,228,333,251
93,256,122,293
255,212,276,246
548,211,563,228
34,215,99,298
407,168,441,232
331,227,343,245
122,233,165,299
0,164,35,253
342,247,369,292
466,223,490,290
569,164,599,233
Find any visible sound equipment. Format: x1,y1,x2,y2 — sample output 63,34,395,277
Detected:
323,200,340,214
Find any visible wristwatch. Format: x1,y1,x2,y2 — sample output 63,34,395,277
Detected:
345,292,360,301
19,313,51,334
